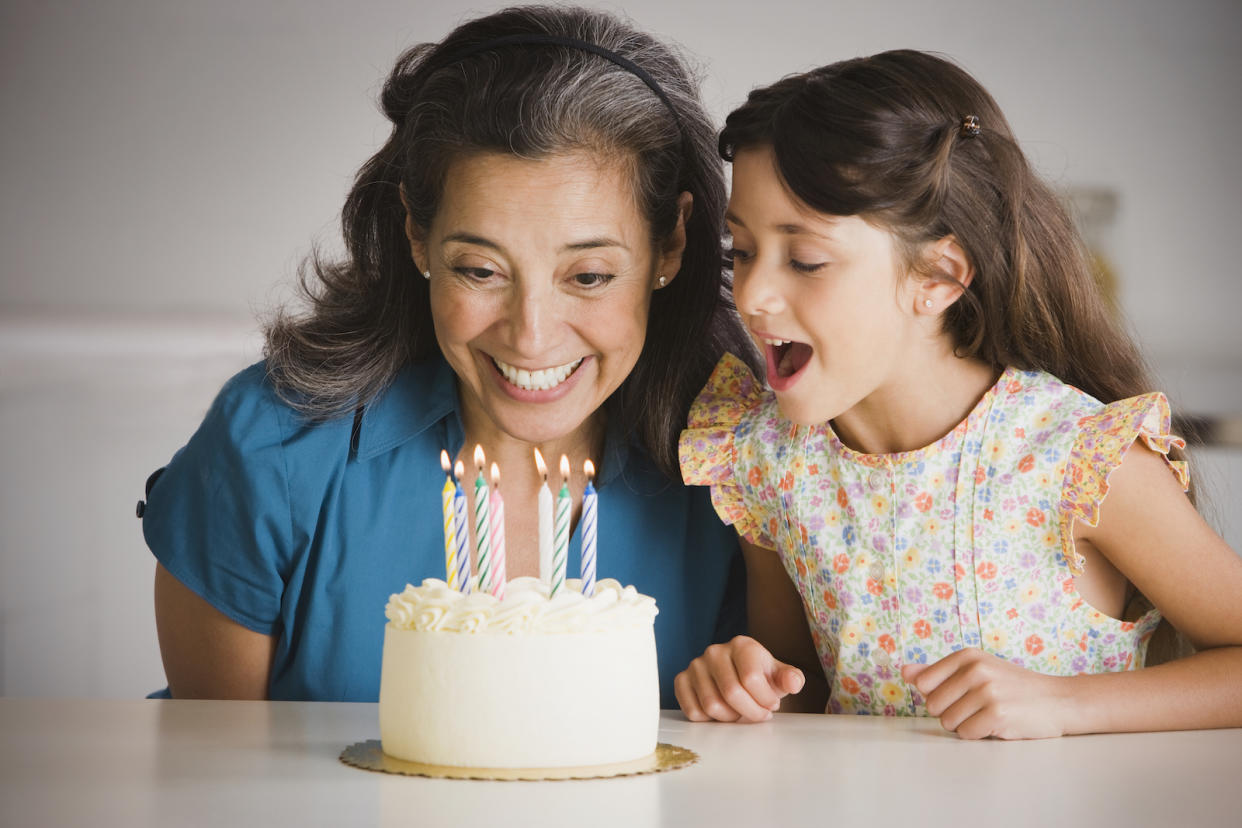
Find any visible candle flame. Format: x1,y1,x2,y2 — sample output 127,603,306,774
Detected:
584,459,595,480
454,460,465,480
473,444,485,470
559,454,570,480
490,462,500,487
440,449,451,474
533,448,547,479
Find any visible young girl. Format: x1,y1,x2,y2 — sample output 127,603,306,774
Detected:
675,50,1242,739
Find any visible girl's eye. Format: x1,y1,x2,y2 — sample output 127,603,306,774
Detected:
728,247,752,264
572,272,615,288
790,259,827,274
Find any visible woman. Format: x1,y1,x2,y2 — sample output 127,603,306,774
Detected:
139,5,758,706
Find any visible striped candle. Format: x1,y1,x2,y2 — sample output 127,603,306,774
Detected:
440,450,457,585
452,460,470,593
550,454,571,597
534,448,553,583
472,445,491,594
580,459,597,597
488,462,506,600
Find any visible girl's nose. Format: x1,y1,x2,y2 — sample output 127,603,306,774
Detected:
732,260,784,318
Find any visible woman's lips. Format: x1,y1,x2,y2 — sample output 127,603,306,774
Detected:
484,353,590,402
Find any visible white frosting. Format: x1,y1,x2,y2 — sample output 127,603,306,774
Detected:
385,575,658,634
379,576,660,769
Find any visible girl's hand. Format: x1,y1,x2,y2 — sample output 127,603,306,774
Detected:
675,635,806,722
902,648,1069,740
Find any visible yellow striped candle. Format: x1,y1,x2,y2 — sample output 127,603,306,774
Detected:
440,450,456,584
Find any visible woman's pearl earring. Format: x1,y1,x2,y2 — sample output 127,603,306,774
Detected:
657,276,667,288
423,271,431,280
923,299,933,309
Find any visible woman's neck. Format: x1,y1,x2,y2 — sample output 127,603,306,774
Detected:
832,337,999,456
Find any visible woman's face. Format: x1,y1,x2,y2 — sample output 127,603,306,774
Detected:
413,150,677,446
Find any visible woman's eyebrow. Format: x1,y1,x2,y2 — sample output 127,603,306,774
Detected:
442,231,501,250
563,237,627,252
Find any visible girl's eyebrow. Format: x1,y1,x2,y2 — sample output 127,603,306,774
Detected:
725,211,838,240
441,231,627,253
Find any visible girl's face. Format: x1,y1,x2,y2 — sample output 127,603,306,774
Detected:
727,146,921,426
412,150,676,447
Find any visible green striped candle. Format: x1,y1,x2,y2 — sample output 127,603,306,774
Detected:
550,454,571,597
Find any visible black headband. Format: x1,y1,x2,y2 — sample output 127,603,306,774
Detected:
432,33,681,124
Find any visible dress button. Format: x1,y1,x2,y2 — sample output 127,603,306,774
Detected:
872,648,892,667
869,561,885,581
868,469,886,491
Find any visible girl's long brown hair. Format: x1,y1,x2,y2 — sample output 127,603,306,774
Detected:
720,49,1189,660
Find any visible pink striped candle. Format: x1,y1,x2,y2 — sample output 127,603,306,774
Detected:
489,462,506,599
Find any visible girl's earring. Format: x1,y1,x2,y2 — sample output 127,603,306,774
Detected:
923,299,933,309
657,276,667,288
423,271,431,280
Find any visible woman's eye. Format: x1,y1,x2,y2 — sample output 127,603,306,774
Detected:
790,259,827,274
728,247,752,264
572,272,615,288
454,266,497,281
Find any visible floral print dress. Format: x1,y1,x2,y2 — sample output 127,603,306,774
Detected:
679,354,1189,715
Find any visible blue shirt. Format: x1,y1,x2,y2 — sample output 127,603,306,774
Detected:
142,356,744,707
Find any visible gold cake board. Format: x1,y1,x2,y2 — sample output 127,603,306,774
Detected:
340,740,697,781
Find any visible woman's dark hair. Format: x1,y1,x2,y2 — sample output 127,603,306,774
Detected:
265,5,757,479
720,49,1190,660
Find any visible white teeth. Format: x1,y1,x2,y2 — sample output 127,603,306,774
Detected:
494,356,584,391
761,337,792,346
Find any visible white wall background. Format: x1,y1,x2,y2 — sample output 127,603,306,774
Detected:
2,0,1239,698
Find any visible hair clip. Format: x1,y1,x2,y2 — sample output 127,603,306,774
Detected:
960,115,981,137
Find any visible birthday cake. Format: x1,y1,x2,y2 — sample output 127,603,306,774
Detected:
379,575,660,769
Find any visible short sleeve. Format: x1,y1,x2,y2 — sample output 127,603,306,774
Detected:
679,353,775,549
1058,392,1189,574
141,363,293,635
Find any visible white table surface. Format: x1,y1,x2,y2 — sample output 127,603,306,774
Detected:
2,697,1238,827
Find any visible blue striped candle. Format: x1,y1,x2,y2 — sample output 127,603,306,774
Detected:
580,460,597,596
452,460,471,593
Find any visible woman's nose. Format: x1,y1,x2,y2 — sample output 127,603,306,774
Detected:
507,283,552,356
732,260,784,317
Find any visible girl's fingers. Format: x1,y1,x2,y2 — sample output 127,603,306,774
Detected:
937,685,992,738
905,647,979,697
704,645,773,722
687,657,742,722
673,669,707,722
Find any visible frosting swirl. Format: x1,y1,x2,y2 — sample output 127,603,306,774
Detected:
385,576,657,634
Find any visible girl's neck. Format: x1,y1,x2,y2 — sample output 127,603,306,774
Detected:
831,338,999,456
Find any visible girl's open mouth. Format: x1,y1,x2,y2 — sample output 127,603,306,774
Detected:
760,336,812,391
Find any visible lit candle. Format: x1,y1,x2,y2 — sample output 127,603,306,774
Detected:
452,460,470,593
580,459,597,597
489,462,506,600
533,448,553,583
440,450,457,585
551,454,571,597
472,445,491,594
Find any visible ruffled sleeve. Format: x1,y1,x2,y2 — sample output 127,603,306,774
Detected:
1058,392,1189,574
679,353,774,548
